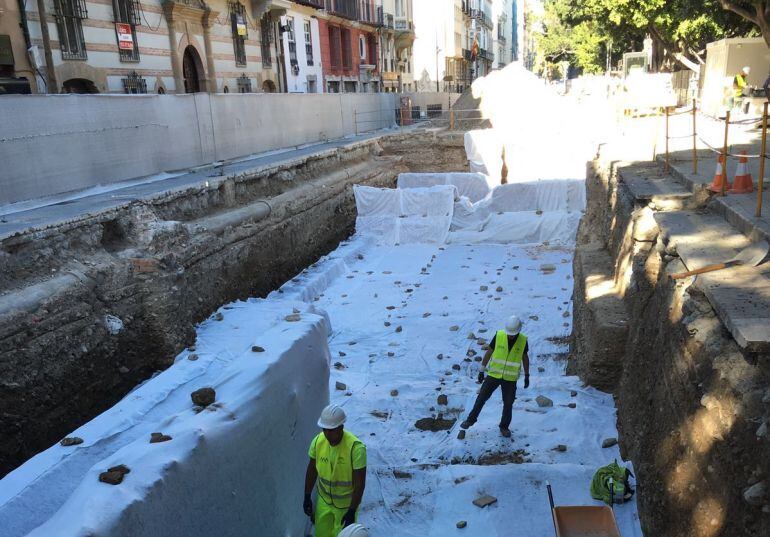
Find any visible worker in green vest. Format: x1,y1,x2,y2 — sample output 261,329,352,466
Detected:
732,66,751,112
304,404,367,537
460,315,530,438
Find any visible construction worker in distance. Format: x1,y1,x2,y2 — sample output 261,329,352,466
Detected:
460,315,530,438
732,66,751,114
304,404,367,537
338,524,369,537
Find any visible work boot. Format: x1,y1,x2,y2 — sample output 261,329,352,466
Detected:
461,419,474,429
499,427,512,438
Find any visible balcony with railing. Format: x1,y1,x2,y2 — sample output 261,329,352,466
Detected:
470,8,493,29
293,0,325,8
383,12,394,29
325,0,357,20
359,1,383,26
395,17,414,32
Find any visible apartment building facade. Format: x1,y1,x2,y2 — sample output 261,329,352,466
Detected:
379,0,414,92
4,0,416,94
492,0,512,69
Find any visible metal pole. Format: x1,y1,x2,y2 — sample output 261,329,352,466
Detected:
666,106,670,172
450,109,455,130
692,99,698,175
36,0,58,92
722,110,730,196
758,101,768,217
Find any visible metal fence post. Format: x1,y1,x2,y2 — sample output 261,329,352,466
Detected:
722,111,730,196
666,106,669,172
758,102,768,217
692,99,698,175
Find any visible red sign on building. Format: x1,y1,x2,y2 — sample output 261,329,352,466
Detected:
116,23,134,51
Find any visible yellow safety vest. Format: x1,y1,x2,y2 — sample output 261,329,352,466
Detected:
488,330,527,382
312,430,362,509
734,74,747,99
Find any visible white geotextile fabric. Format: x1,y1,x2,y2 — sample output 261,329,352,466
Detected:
397,172,491,202
479,180,586,213
464,129,503,182
354,185,455,245
449,210,582,245
0,301,330,537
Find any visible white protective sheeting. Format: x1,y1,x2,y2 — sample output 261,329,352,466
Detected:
449,210,583,245
0,301,330,537
354,185,455,245
478,180,586,213
397,172,491,202
464,129,503,183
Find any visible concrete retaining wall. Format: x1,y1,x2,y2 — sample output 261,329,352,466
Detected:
0,92,456,205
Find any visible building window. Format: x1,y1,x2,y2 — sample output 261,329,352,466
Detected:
122,71,147,93
359,35,366,61
286,16,298,70
367,34,376,66
115,0,140,62
304,20,313,66
54,0,88,60
341,28,352,70
260,15,272,68
230,2,247,67
329,26,341,69
327,80,340,93
237,74,252,93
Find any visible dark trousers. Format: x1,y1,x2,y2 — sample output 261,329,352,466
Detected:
466,375,518,428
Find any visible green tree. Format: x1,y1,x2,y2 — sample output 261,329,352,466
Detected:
719,1,770,47
536,0,754,74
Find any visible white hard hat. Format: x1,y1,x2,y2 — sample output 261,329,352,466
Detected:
338,524,368,537
505,315,522,336
743,66,751,73
317,404,346,429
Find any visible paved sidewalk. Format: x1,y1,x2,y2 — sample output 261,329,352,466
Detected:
0,130,396,241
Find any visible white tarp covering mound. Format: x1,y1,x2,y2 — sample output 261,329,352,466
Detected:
449,210,582,244
464,129,503,182
397,172,491,202
354,185,455,245
477,180,586,213
0,301,330,537
449,179,586,244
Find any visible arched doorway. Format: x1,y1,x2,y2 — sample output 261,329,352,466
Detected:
262,79,276,93
182,46,203,93
62,78,99,94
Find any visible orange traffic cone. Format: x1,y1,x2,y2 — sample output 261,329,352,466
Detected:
707,154,731,193
730,151,754,193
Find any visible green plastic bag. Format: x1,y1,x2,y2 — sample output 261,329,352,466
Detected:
590,460,634,505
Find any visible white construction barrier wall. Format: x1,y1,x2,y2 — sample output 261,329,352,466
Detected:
0,91,456,206
0,299,331,537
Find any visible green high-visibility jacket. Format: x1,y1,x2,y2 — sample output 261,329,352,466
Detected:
312,430,363,509
734,74,747,99
488,330,527,382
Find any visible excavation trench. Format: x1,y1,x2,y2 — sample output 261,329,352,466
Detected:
570,156,770,536
0,132,468,478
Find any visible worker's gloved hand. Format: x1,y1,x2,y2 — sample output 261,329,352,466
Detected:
524,374,530,389
303,494,313,518
477,371,485,383
341,508,357,527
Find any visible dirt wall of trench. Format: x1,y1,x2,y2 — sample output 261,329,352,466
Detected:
570,159,770,536
0,132,470,477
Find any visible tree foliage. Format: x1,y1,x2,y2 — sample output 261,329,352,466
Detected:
535,0,756,75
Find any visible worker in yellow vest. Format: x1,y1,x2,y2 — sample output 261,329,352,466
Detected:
732,66,751,113
304,404,367,537
461,315,530,438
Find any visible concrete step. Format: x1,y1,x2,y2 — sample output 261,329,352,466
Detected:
663,156,770,244
617,162,692,204
655,210,770,353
